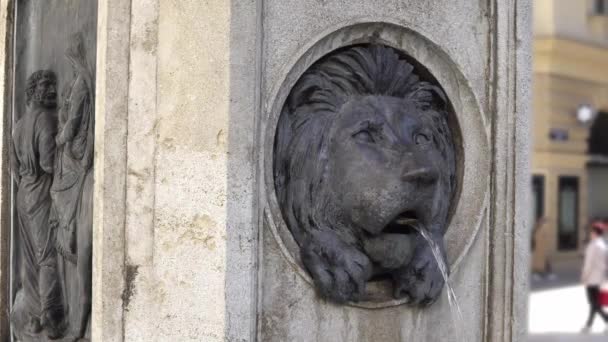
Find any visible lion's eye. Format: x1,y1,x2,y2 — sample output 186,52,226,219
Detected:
352,130,375,143
415,133,430,145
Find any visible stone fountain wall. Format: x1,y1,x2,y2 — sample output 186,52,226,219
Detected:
0,0,530,341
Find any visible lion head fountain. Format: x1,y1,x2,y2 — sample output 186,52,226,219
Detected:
273,44,457,305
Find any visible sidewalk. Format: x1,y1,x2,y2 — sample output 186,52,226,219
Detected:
529,283,608,334
528,261,608,341
529,334,608,342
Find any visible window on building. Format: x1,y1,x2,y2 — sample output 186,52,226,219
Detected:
594,0,608,15
558,177,579,251
589,112,608,156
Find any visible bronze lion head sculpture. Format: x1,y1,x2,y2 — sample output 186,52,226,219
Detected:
274,45,457,305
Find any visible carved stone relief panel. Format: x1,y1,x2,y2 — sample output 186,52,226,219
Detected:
9,2,97,341
273,44,458,305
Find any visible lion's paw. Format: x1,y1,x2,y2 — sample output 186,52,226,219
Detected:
301,230,372,303
392,242,448,306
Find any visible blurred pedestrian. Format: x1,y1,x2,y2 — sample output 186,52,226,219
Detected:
532,217,553,279
591,217,608,234
581,226,608,333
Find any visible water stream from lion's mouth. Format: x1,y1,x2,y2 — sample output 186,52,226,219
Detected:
411,223,465,342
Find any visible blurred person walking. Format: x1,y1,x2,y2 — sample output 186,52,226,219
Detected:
581,225,608,333
532,217,555,279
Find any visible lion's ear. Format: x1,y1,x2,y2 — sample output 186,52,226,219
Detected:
408,82,447,111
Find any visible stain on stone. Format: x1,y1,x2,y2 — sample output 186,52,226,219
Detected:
135,182,144,195
128,167,150,179
216,128,226,147
160,137,176,151
122,264,140,311
177,214,217,250
141,19,159,53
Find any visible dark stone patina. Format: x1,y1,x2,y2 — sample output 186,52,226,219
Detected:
274,45,457,305
10,31,95,342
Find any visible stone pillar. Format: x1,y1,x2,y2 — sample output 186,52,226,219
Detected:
94,0,260,340
93,0,131,340
0,0,530,341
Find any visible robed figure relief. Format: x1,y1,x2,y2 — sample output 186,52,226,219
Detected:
11,33,94,342
50,33,95,341
10,70,64,340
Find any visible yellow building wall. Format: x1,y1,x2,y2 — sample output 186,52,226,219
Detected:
533,0,555,37
532,37,608,260
534,0,608,44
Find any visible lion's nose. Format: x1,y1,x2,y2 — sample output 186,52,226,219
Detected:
401,167,437,184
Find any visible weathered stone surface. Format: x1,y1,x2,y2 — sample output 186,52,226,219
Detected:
120,1,260,341
92,0,131,340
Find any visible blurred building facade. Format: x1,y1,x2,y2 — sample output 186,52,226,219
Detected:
532,0,608,270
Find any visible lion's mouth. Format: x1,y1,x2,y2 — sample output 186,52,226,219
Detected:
382,211,420,235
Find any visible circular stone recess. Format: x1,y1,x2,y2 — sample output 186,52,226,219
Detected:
263,22,490,308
